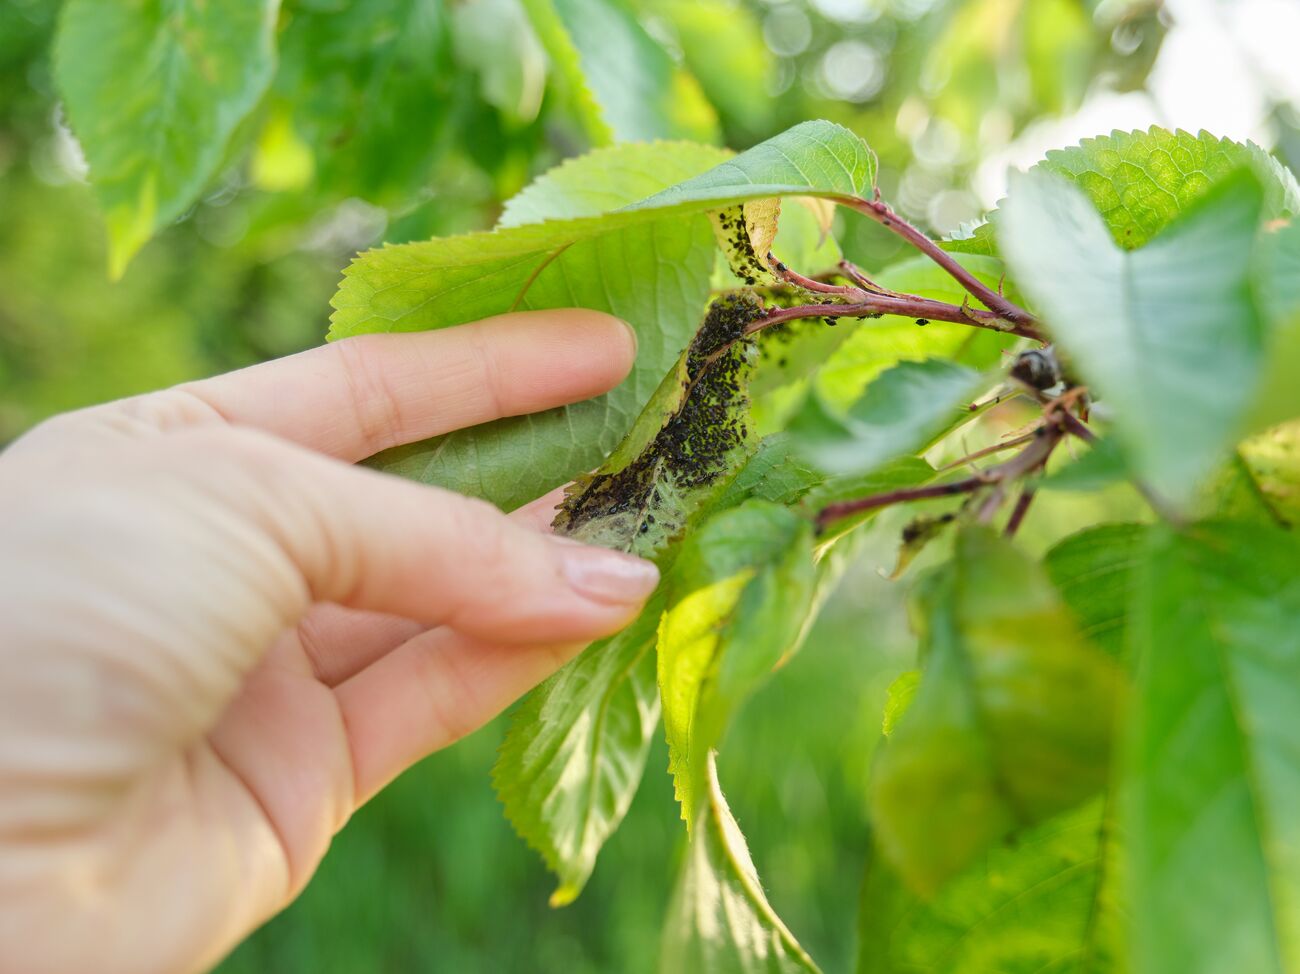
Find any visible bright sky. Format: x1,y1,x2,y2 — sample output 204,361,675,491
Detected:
975,0,1300,205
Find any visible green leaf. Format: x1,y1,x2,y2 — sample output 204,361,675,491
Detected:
331,122,874,509
1041,435,1129,494
659,0,771,137
885,512,956,581
1037,128,1299,251
703,434,825,510
493,592,662,906
451,0,547,126
661,754,822,974
1045,522,1146,660
493,291,767,901
997,167,1267,504
858,801,1124,974
554,293,763,554
658,501,816,821
1245,223,1300,431
53,0,280,276
1232,424,1300,526
791,359,984,476
880,671,920,738
1124,523,1300,974
869,527,1122,894
950,128,1300,257
1023,0,1094,115
273,0,459,208
700,435,936,545
494,290,764,904
626,120,876,210
521,0,717,145
1260,221,1300,322
499,140,733,226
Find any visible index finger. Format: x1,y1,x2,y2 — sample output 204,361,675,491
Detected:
175,310,637,461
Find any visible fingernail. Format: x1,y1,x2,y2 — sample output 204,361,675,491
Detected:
556,542,659,605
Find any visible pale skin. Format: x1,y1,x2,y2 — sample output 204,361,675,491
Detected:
0,310,658,974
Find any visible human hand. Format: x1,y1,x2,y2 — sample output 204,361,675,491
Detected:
0,311,657,974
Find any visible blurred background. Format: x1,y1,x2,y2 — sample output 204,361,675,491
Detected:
1,0,1297,970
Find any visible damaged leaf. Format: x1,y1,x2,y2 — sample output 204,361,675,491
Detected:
711,200,782,287
553,292,766,554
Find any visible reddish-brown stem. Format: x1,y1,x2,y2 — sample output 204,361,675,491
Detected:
750,296,1041,340
1057,409,1097,444
834,195,1037,330
938,431,1038,471
1004,487,1037,537
767,253,865,298
837,259,897,296
814,478,982,531
815,423,1064,534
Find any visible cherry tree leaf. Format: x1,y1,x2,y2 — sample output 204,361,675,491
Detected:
948,127,1299,256
661,754,822,974
493,290,765,902
520,0,717,144
1033,128,1298,250
493,592,663,906
858,801,1124,974
1045,522,1146,660
331,121,874,510
790,359,985,476
657,500,816,821
272,0,458,207
54,0,280,276
1244,222,1300,431
554,293,763,554
1125,523,1300,974
1226,423,1300,527
711,200,783,287
499,139,732,226
869,527,1122,894
997,167,1267,504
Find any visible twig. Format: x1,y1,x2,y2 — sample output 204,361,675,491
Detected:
766,253,864,299
833,195,1037,331
938,430,1038,471
815,422,1064,534
749,296,1040,340
1057,408,1096,444
1004,487,1037,537
814,478,983,532
837,259,897,296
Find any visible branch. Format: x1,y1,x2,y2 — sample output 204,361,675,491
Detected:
834,195,1037,330
814,478,982,532
1004,487,1037,537
815,423,1064,534
749,295,1042,341
766,253,863,298
837,259,898,296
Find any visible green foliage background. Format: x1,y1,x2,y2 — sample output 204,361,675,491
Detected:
9,0,1288,970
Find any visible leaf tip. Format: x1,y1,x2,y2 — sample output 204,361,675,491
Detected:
548,884,579,909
